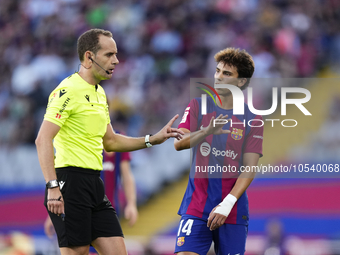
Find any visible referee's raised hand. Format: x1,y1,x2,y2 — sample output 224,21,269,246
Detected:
150,114,185,145
47,187,64,216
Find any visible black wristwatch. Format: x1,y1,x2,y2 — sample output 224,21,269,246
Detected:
46,179,59,189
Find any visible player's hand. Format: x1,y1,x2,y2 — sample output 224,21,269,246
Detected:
203,114,231,136
151,114,185,145
44,216,56,238
207,206,228,231
207,194,236,230
124,203,138,227
47,188,64,216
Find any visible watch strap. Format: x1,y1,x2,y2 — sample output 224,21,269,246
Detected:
145,134,152,148
46,179,59,189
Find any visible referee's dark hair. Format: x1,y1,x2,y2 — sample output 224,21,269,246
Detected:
214,47,255,90
77,28,113,62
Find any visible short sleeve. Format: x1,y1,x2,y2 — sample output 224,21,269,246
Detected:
243,115,264,157
105,103,111,125
121,151,131,162
178,98,199,131
44,87,73,127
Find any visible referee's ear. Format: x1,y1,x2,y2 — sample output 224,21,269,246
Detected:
84,51,93,63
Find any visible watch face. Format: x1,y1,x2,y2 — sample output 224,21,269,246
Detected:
47,180,59,188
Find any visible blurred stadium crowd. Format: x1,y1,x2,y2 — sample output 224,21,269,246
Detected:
290,94,340,161
0,0,340,147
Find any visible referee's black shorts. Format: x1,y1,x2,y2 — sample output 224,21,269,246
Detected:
44,167,123,247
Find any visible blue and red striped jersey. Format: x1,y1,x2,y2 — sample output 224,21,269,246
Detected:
178,96,263,225
100,131,131,213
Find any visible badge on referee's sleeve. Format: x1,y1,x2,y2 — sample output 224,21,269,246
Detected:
59,89,67,97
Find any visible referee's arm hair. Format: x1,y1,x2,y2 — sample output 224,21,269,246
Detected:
103,115,184,152
36,120,64,215
103,124,146,152
36,120,61,183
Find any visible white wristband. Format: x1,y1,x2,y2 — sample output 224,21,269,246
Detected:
214,194,237,217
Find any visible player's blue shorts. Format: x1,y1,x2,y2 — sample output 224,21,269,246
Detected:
174,214,248,255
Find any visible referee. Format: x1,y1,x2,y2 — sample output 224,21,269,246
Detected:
35,28,183,255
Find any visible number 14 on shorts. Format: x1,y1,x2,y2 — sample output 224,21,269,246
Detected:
177,219,194,236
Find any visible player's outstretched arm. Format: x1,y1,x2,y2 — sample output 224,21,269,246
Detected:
103,114,184,152
207,152,260,231
174,114,231,151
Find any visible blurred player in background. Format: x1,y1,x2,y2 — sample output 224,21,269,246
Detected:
36,28,183,255
174,48,263,255
101,137,138,227
44,135,138,238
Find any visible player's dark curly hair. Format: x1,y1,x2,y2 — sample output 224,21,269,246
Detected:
77,28,113,62
214,47,255,90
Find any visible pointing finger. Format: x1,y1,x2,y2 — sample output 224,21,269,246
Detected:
166,114,179,127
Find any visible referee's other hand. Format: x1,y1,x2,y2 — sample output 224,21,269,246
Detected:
47,188,64,215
